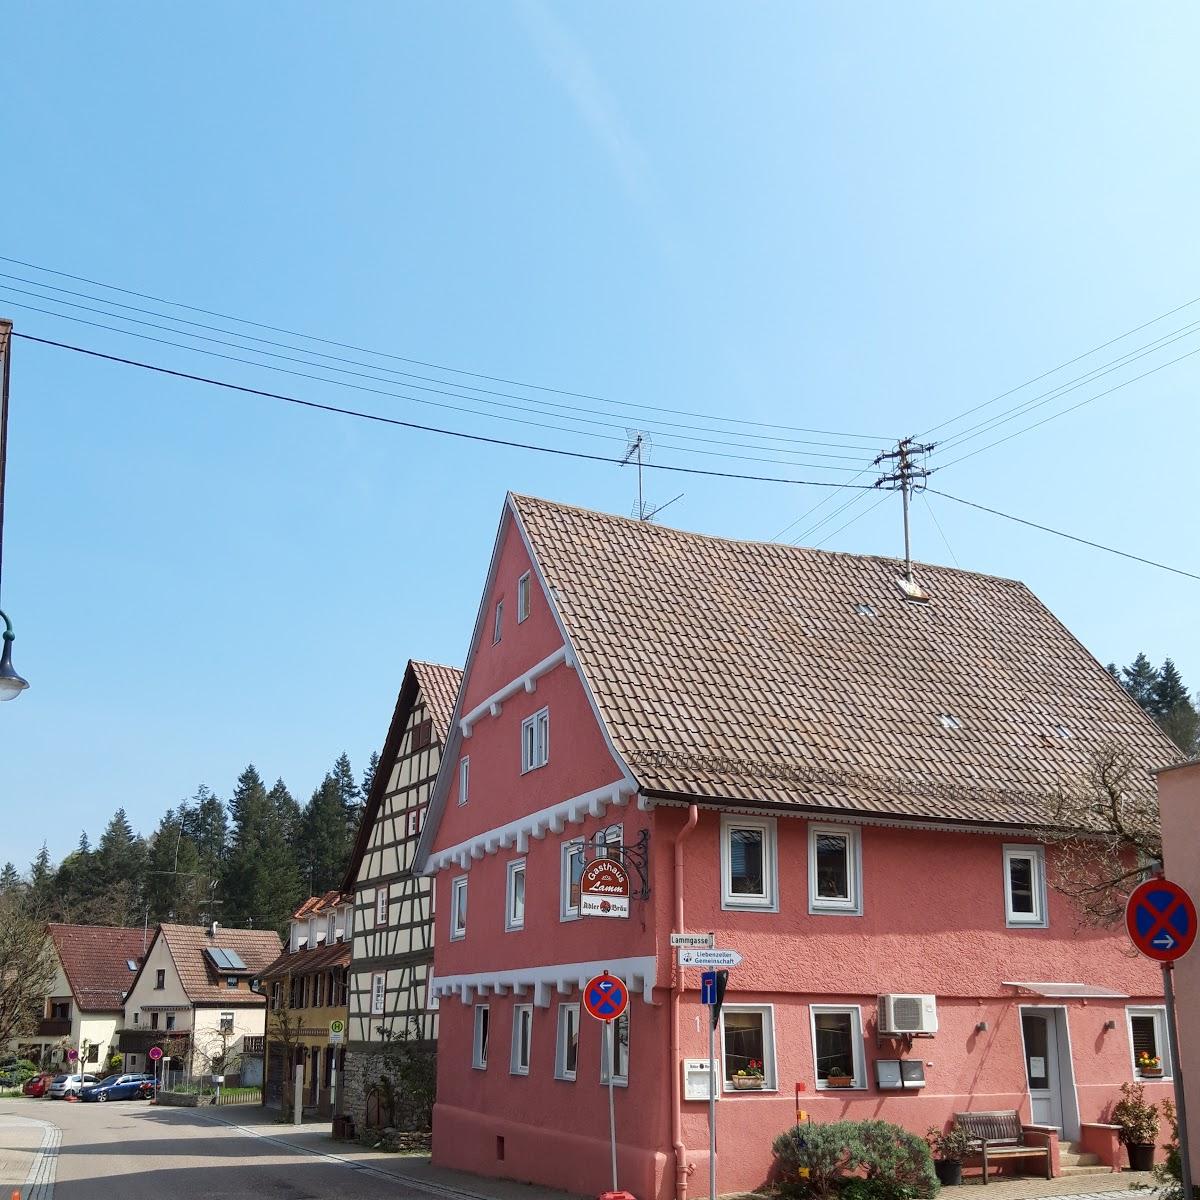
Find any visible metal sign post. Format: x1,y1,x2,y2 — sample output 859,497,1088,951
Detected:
607,1020,618,1193
1127,877,1197,1198
583,972,628,1197
698,968,727,1200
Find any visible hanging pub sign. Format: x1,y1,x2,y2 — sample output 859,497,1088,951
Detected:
580,856,631,918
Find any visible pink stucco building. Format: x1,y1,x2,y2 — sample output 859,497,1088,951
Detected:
414,494,1179,1199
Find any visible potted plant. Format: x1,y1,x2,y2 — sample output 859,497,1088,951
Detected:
926,1125,973,1186
824,1067,854,1089
1137,1051,1164,1079
1112,1080,1160,1171
732,1060,765,1090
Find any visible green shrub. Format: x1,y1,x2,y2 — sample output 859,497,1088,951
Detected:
772,1119,939,1200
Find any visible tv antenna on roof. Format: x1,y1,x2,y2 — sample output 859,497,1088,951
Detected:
621,430,684,522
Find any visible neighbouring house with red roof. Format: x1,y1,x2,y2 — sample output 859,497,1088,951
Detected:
341,659,461,1131
413,494,1181,1200
118,922,281,1082
259,890,353,1116
12,923,148,1070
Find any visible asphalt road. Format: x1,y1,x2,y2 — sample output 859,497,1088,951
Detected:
0,1098,430,1199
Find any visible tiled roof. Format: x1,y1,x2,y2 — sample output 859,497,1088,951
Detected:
412,661,463,741
259,938,351,981
511,494,1180,829
47,924,147,1012
291,890,346,920
157,924,282,1006
343,659,463,892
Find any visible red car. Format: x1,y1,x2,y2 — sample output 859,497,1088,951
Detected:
22,1073,54,1098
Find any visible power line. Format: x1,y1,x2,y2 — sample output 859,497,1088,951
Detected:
768,459,877,542
0,273,884,456
0,299,870,474
13,332,883,491
921,492,961,568
814,493,889,548
0,253,894,442
927,487,1200,583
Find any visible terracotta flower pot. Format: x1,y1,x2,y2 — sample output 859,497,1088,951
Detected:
824,1075,854,1089
1140,1068,1164,1079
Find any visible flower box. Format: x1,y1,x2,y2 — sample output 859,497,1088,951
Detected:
823,1075,855,1089
731,1076,764,1090
1140,1068,1164,1079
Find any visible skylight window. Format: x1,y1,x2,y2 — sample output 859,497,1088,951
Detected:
1054,724,1072,739
938,713,962,730
853,603,877,617
126,959,138,971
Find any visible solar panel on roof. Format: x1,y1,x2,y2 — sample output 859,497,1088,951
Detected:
223,950,247,970
208,948,232,970
206,946,250,973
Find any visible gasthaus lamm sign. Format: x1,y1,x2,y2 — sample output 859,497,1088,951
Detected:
580,857,631,918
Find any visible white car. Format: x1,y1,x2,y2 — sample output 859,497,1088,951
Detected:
47,1072,99,1098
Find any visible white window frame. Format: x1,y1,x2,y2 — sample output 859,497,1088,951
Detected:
472,1004,489,1070
458,756,470,806
810,1004,866,1091
1126,1006,1173,1081
375,886,388,927
808,824,863,916
219,1011,234,1033
560,837,585,921
511,1004,533,1075
521,707,550,772
506,859,527,932
720,814,778,911
371,972,386,1016
599,1009,630,1087
517,571,531,623
1003,844,1048,927
718,1004,778,1092
555,1003,580,1081
493,600,503,644
450,876,468,940
594,824,623,857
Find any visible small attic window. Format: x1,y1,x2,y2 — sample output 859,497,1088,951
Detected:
853,603,877,617
1054,724,1072,739
126,959,138,971
938,713,962,730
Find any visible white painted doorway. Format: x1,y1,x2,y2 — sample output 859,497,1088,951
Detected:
1020,1007,1080,1140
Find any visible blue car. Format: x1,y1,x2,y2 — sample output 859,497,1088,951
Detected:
79,1073,155,1102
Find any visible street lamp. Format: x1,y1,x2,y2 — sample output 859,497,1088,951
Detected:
0,317,29,701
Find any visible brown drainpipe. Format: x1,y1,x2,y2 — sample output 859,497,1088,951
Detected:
671,803,699,1200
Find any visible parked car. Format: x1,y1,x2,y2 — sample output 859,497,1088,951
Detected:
22,1073,55,1098
79,1074,155,1103
47,1073,99,1098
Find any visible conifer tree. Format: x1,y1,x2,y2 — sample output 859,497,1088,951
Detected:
145,809,203,923
361,751,380,802
268,778,303,855
183,785,228,882
331,752,361,835
300,774,351,896
28,845,53,915
1119,653,1159,710
0,863,20,893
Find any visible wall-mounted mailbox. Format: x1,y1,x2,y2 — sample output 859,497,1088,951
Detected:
683,1057,718,1101
900,1060,926,1088
875,1060,903,1089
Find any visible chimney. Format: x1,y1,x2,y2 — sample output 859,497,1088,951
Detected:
209,922,219,939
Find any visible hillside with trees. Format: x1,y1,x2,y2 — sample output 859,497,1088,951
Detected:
1107,653,1200,756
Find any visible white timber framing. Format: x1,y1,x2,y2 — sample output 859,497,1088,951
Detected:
431,954,657,1008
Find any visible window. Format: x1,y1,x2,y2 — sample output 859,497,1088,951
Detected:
166,1014,176,1031
506,859,526,931
327,914,336,943
473,1004,490,1069
376,886,389,927
412,718,433,750
594,824,623,858
1003,845,1047,927
810,1006,865,1090
151,1012,160,1030
720,815,777,910
87,1043,99,1063
555,1004,580,1081
561,838,586,920
155,969,165,990
600,1010,630,1086
226,976,238,988
809,825,862,915
720,1006,776,1091
458,756,470,805
493,601,504,644
511,1005,533,1075
219,1012,234,1033
371,972,386,1016
1127,1007,1172,1079
133,1011,140,1026
517,572,531,622
450,876,468,940
521,708,550,772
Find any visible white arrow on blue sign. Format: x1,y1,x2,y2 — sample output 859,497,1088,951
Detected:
680,948,742,968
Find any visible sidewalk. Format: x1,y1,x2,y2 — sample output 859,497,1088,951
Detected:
203,1105,587,1200
940,1171,1157,1200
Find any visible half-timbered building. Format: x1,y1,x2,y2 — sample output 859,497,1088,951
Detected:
342,658,462,1129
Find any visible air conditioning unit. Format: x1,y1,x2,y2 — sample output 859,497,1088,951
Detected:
878,994,938,1036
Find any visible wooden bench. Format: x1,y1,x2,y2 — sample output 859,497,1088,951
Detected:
954,1110,1053,1184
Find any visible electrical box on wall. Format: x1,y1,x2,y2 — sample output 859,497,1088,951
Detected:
683,1058,718,1101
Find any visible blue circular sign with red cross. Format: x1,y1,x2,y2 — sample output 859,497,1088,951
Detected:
583,971,629,1022
1126,878,1197,962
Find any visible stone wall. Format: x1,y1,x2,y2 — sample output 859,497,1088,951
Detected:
343,1045,435,1132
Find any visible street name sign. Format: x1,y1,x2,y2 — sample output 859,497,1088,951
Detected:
1127,878,1197,962
580,858,631,918
679,948,742,968
670,932,715,949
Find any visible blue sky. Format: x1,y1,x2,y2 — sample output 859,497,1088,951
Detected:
2,2,1197,868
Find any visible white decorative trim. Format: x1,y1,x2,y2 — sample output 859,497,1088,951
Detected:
460,647,571,738
423,780,635,874
431,954,658,1007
